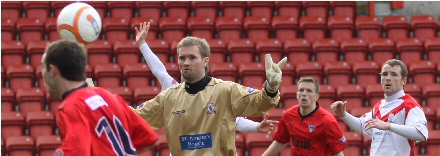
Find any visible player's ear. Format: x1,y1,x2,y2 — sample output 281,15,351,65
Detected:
49,64,60,77
401,76,407,85
315,94,320,101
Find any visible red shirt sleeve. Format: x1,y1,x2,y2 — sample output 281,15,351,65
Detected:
273,117,290,144
325,117,348,154
57,107,92,155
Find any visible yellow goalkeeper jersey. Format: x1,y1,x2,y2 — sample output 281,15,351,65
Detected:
134,78,279,156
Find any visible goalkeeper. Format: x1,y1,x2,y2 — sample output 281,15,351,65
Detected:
133,22,287,156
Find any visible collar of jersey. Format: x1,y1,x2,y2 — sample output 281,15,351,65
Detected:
184,76,212,94
384,90,405,102
299,102,320,121
62,82,88,100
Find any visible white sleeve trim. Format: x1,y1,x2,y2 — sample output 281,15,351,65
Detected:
235,117,259,132
390,123,426,141
139,43,171,87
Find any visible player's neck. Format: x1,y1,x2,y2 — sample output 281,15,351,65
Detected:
59,79,88,98
299,103,317,116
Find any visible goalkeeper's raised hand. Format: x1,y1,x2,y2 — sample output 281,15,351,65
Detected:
264,54,287,93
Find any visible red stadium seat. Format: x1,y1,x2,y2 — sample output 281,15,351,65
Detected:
355,16,382,42
383,16,410,42
215,17,243,43
271,16,299,42
36,135,61,156
255,39,284,63
300,16,327,42
163,1,191,20
275,2,301,20
144,39,170,63
159,17,187,43
279,85,298,108
1,66,4,87
328,16,355,42
2,18,15,41
16,88,45,117
247,1,274,19
103,17,130,44
244,16,271,42
411,15,438,41
246,133,273,156
426,130,440,156
365,83,383,106
404,84,422,104
206,39,227,63
238,62,265,88
133,86,161,106
302,1,330,19
368,38,396,63
228,39,255,65
266,108,286,121
94,63,122,87
7,64,34,92
281,62,295,86
16,18,44,44
169,40,178,62
296,62,324,83
1,41,25,67
157,134,170,156
136,1,162,21
192,1,219,20
51,1,73,17
26,40,50,69
324,61,352,87
162,62,181,83
23,2,50,22
187,17,215,39
312,39,340,65
284,39,312,65
337,84,365,112
330,1,357,19
107,1,135,20
209,62,238,82
106,87,133,106
85,40,112,68
219,2,247,21
113,40,141,67
44,18,59,41
409,61,436,86
424,84,440,107
1,1,22,22
235,133,245,156
422,106,436,130
424,37,440,63
26,111,54,141
2,88,15,112
82,1,107,18
123,63,153,91
344,131,364,156
352,61,381,86
317,84,337,111
350,107,371,117
131,17,159,40
6,136,34,156
340,38,368,64
1,112,25,142
396,38,424,63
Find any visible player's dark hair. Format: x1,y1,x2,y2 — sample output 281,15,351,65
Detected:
178,36,210,74
297,77,320,94
384,59,408,79
44,40,87,81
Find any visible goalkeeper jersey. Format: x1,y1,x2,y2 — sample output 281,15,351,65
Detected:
135,77,280,156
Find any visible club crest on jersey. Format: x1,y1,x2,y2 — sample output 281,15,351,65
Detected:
388,114,395,123
339,136,347,144
247,88,255,93
207,103,216,115
308,125,316,133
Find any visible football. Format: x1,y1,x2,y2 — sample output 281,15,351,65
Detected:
57,2,102,44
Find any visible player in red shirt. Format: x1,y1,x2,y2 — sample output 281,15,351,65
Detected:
41,40,158,155
263,77,347,156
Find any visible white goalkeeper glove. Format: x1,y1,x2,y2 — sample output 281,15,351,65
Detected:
86,78,95,87
264,54,287,93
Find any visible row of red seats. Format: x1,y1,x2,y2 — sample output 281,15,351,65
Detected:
2,135,61,156
3,37,440,69
2,60,439,93
3,14,440,45
1,1,356,22
1,112,55,142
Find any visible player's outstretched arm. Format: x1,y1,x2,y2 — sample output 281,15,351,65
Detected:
264,54,287,94
262,140,288,156
135,21,173,90
236,113,279,133
331,101,366,134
